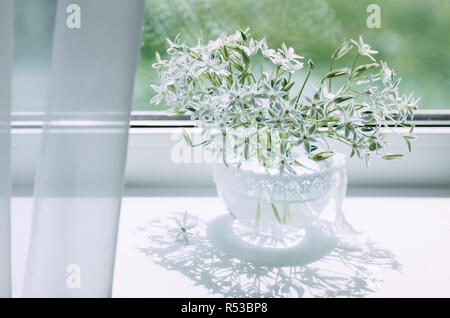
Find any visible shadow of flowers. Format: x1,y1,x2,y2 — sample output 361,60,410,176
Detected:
137,212,401,298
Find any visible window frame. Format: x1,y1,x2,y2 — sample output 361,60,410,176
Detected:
9,110,450,195
12,109,450,129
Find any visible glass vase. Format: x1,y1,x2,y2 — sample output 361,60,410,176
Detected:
213,153,347,248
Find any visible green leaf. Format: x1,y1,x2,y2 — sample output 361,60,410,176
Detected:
223,45,229,58
234,62,244,73
333,95,354,104
332,39,353,60
168,109,188,116
304,140,311,153
382,154,404,160
405,138,412,152
291,131,301,138
282,81,295,92
369,141,381,151
311,151,335,161
352,63,379,78
361,126,375,132
294,160,318,172
240,49,250,67
183,130,213,148
307,124,317,135
284,164,297,175
240,30,247,41
182,129,192,147
402,135,414,152
307,58,315,71
322,67,350,81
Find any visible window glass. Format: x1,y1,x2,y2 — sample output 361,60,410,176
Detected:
134,0,450,110
13,0,56,112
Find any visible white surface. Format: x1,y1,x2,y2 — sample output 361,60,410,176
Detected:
11,193,450,298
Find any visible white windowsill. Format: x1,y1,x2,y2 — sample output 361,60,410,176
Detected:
11,191,450,297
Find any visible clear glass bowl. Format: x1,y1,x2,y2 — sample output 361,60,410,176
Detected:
213,153,347,248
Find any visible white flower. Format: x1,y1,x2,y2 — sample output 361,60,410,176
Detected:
151,52,168,69
240,38,261,56
229,27,250,43
265,50,285,65
245,84,265,105
150,84,165,105
260,39,276,59
166,34,181,55
261,80,287,101
320,85,335,100
228,80,248,108
281,60,304,73
278,43,304,72
206,36,225,52
194,53,230,77
379,61,393,84
150,73,174,105
262,42,304,73
169,211,195,245
351,35,378,62
397,93,420,109
151,29,417,172
279,42,303,61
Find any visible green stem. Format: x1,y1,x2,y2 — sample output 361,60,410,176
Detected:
328,59,335,93
256,126,262,165
254,202,261,229
244,136,249,160
259,55,264,84
283,203,292,224
295,69,312,107
271,203,282,223
287,204,293,224
282,191,292,225
347,53,360,85
274,65,280,79
351,53,360,73
267,130,272,153
222,132,228,167
251,55,257,72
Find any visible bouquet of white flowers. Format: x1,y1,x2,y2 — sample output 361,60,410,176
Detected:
151,29,419,175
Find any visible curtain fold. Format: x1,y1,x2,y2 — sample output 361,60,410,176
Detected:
22,0,144,297
0,0,13,298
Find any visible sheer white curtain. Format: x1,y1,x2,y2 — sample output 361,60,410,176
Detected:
0,0,13,299
13,0,56,114
22,0,144,297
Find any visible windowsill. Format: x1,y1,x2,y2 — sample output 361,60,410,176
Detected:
121,186,450,198
10,187,450,297
114,194,450,297
11,186,450,198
